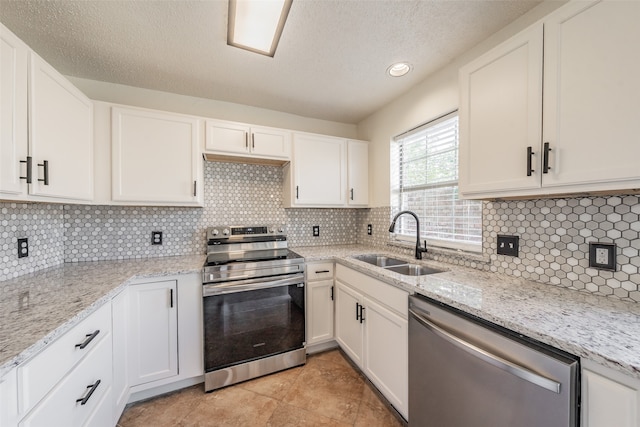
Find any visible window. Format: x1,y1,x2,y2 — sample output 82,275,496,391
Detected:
390,111,482,252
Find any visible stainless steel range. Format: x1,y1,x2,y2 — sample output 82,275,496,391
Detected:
202,225,306,392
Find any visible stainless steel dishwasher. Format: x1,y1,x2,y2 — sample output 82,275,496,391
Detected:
408,294,579,426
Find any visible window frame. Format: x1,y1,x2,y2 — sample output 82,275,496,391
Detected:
390,110,483,253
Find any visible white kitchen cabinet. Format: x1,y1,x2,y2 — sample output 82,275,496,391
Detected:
347,140,369,207
0,368,18,427
111,106,202,206
334,264,409,419
334,280,364,366
306,262,335,346
582,359,640,427
0,23,29,198
28,52,93,201
127,280,178,387
284,133,347,207
459,0,640,199
204,119,291,164
111,288,129,424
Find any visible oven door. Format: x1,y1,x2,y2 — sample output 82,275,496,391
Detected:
203,274,305,374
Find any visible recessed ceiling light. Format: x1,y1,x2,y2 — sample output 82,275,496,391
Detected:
228,0,293,57
387,62,412,77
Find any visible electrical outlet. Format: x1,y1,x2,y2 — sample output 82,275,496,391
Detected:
589,242,616,271
367,224,372,235
17,238,28,258
497,235,519,257
151,231,163,245
312,226,320,237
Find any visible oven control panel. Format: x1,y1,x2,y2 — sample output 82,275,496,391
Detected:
207,225,286,240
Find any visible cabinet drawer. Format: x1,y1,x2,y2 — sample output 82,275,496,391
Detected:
306,262,334,281
18,303,111,415
20,334,113,427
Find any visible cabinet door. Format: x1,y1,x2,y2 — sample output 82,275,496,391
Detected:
306,279,334,345
347,140,368,206
112,106,201,205
582,362,640,427
128,280,178,386
0,369,18,427
205,119,250,155
250,126,291,159
292,133,346,206
459,23,543,196
363,296,408,419
542,0,640,190
0,24,28,196
111,289,129,422
28,52,93,201
334,281,363,367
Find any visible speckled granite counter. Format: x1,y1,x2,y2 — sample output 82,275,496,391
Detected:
0,255,205,378
293,244,640,380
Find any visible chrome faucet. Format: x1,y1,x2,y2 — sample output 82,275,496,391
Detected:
389,210,428,260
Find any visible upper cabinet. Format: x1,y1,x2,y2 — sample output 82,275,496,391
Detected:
347,140,369,207
459,0,640,199
0,23,93,202
0,23,28,196
111,106,203,206
204,119,291,165
283,133,369,208
284,133,347,207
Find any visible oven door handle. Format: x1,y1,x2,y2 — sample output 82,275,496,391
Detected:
203,274,304,296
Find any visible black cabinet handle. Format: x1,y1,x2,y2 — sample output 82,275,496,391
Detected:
193,181,197,197
20,156,32,183
543,142,552,174
355,302,360,321
38,160,49,185
76,379,101,405
359,306,365,323
75,330,100,349
526,146,535,177
170,289,174,308
245,132,248,148
296,186,299,199
252,133,255,149
330,286,334,301
315,270,330,274
350,188,354,200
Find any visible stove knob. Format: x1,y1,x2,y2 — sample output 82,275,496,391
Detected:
278,227,284,233
223,228,230,236
211,229,219,236
269,228,275,233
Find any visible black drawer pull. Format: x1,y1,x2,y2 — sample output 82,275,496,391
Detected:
20,156,32,183
330,286,334,301
296,186,299,199
315,270,330,274
37,160,49,185
526,146,534,176
359,306,365,324
75,330,100,349
355,302,360,321
543,142,552,174
76,379,101,405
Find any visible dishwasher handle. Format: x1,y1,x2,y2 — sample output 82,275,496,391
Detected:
409,308,561,394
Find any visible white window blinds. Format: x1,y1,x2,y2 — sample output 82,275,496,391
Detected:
390,112,482,252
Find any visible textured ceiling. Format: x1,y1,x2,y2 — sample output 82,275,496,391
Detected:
0,0,541,124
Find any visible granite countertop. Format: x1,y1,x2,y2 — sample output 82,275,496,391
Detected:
0,255,205,378
293,244,640,380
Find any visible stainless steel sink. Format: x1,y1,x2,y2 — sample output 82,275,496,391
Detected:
384,264,444,276
354,254,407,267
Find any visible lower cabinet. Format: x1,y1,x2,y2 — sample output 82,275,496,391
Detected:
111,289,129,423
334,264,409,419
582,359,640,427
127,280,178,387
0,368,18,427
305,262,335,346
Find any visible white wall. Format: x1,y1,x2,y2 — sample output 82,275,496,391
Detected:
356,1,566,207
68,76,358,139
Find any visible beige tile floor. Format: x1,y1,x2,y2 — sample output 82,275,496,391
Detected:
118,349,404,427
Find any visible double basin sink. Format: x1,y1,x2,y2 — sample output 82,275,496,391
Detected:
353,254,444,276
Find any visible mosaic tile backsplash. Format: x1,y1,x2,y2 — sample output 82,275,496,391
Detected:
358,195,640,303
1,160,639,303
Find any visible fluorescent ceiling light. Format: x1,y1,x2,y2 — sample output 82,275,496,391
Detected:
228,0,293,57
387,62,412,77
